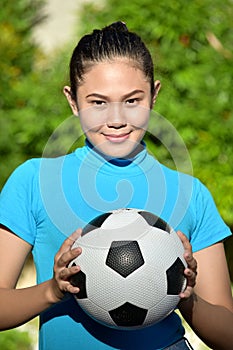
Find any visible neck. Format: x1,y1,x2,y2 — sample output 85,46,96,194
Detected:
85,139,145,166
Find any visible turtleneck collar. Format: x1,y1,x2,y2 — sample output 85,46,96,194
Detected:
85,138,146,167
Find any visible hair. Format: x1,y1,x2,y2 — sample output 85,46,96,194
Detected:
69,22,155,100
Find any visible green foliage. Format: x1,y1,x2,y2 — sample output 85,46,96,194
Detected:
0,58,75,187
76,0,233,226
0,0,45,109
0,329,33,350
0,0,79,187
0,0,47,185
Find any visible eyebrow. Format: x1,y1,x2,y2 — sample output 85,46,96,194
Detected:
85,90,145,100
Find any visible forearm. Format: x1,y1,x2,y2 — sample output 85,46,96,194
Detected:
179,293,233,350
0,279,62,330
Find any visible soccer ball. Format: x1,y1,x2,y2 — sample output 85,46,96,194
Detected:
69,208,187,329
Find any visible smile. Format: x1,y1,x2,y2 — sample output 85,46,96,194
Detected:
103,132,131,143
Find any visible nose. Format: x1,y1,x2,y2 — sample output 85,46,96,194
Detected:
106,103,127,128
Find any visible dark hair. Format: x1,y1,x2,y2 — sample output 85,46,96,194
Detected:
69,22,155,99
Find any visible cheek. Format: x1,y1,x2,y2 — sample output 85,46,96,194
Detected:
79,106,109,133
79,111,101,134
126,106,150,130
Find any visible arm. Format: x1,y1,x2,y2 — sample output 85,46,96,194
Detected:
179,237,233,350
0,226,82,330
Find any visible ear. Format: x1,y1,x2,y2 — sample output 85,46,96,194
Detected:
151,80,161,108
63,86,79,116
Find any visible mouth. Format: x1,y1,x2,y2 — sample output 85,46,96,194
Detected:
103,132,131,143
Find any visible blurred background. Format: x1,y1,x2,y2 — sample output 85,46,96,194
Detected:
0,0,232,348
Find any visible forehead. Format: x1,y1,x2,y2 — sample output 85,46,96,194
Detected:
79,59,150,91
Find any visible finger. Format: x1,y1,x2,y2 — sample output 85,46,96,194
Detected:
61,229,82,252
185,254,197,272
58,265,82,294
56,246,82,268
176,231,196,268
179,285,193,299
177,231,192,253
66,283,80,294
59,263,81,281
68,228,82,245
55,229,82,263
58,280,80,294
184,267,196,285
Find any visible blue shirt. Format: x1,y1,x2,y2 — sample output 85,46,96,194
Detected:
0,143,231,349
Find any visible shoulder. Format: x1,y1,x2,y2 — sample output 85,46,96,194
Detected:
153,159,200,194
151,160,219,221
1,153,78,191
1,158,41,190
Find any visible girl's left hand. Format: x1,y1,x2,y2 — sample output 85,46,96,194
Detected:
177,230,197,300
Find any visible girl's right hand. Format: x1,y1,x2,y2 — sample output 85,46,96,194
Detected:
51,229,82,302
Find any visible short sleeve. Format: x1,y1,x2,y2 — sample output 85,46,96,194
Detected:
0,160,39,245
190,179,232,252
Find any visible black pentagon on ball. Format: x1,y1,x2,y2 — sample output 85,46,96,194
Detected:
70,263,87,299
106,240,144,278
138,211,171,233
166,257,186,295
109,302,148,327
82,212,112,236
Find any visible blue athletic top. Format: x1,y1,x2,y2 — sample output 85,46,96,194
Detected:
0,142,231,350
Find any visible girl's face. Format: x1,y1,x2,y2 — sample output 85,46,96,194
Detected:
64,59,160,159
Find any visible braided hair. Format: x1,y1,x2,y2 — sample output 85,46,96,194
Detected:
69,22,155,99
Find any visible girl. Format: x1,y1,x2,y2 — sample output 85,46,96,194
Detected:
0,22,232,350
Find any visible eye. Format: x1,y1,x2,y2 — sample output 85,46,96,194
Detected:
125,98,140,105
92,100,106,106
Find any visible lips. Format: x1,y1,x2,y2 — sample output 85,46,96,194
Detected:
104,132,131,143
